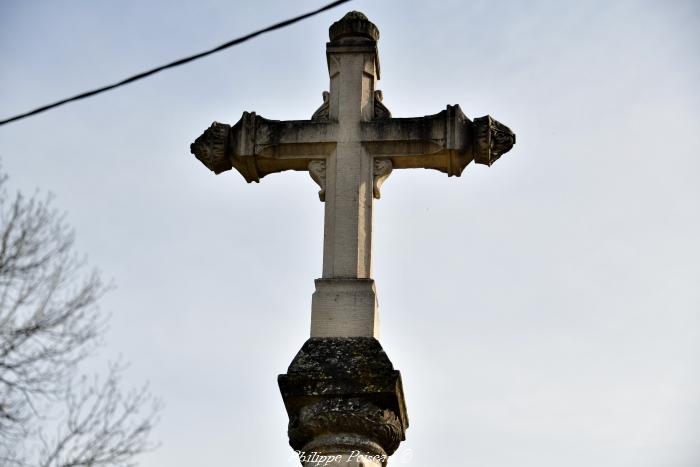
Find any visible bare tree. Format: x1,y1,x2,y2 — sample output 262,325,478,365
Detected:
0,171,159,466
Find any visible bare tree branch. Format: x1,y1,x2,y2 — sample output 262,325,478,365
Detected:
38,363,161,467
0,170,160,466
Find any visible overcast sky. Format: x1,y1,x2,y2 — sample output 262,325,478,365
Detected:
1,0,699,466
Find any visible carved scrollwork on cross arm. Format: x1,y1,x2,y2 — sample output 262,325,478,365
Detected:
373,90,391,120
308,160,326,202
311,91,330,121
373,159,393,199
473,115,516,166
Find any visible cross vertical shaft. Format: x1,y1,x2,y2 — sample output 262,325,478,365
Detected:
307,18,384,339
323,33,377,279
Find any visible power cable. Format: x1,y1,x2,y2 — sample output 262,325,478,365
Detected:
0,0,352,126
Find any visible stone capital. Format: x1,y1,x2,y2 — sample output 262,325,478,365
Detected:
279,338,408,462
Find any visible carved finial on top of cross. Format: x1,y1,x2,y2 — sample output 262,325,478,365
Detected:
329,11,379,43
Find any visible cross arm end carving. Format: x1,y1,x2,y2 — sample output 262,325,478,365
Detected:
190,121,234,175
473,115,516,167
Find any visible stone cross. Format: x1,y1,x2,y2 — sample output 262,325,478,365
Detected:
191,11,515,466
191,12,515,341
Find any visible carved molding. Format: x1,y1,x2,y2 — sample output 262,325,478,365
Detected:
189,121,232,174
311,91,330,121
373,90,391,120
288,397,403,456
473,115,516,166
372,159,392,199
308,160,326,202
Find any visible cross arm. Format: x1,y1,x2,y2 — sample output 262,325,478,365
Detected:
361,105,516,177
190,112,337,183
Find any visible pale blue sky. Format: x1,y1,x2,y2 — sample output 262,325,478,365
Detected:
1,1,699,466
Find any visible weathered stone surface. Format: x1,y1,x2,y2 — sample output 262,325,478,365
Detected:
372,159,392,199
279,338,408,458
292,399,402,459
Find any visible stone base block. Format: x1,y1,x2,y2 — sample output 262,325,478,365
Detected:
279,338,408,465
310,279,379,338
